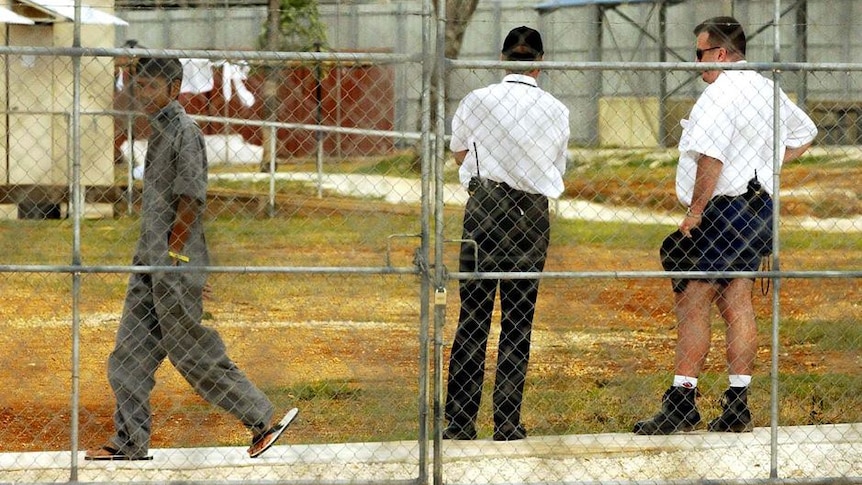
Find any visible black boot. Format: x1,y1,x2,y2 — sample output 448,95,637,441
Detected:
708,387,753,432
633,386,701,435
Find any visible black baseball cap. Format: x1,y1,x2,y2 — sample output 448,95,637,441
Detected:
501,26,544,60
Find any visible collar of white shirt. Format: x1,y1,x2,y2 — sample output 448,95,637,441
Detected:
502,73,538,88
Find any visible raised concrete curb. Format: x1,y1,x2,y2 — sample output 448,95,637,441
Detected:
1,423,860,483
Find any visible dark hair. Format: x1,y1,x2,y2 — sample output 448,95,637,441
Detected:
121,39,142,48
694,16,746,56
501,26,544,61
135,57,184,84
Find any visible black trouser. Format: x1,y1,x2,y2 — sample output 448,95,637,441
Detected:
445,180,550,429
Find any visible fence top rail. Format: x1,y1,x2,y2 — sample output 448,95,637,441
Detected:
447,270,862,280
1,266,859,280
448,59,862,72
190,114,425,141
0,46,420,64
0,108,426,140
0,265,420,275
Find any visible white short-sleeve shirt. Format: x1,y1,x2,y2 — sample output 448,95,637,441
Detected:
450,73,570,198
676,62,818,206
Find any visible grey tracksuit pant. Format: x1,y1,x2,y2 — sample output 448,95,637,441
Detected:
107,270,273,458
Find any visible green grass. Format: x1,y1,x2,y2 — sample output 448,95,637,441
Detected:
285,379,364,401
208,213,420,251
783,318,862,352
211,179,321,197
779,228,862,251
549,216,862,253
790,153,859,168
260,379,420,444
3,213,860,267
352,153,421,177
521,371,862,435
551,218,672,249
775,373,862,425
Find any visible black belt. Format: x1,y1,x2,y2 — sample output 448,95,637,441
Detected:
711,178,768,205
709,191,771,214
469,177,535,196
710,194,746,204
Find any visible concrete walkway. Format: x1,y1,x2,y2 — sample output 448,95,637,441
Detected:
2,423,860,483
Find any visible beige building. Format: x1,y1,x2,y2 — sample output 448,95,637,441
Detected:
0,0,126,218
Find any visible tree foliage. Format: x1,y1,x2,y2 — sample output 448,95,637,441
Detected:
259,0,328,52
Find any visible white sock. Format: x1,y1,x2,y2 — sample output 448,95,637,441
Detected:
673,375,698,388
729,374,752,388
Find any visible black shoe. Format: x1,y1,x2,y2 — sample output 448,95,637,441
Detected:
708,387,753,433
633,386,702,435
442,423,477,440
493,424,526,441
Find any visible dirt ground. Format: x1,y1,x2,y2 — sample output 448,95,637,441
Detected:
2,159,860,452
2,241,859,454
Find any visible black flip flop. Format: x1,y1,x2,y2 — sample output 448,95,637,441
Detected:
248,408,299,458
84,445,153,461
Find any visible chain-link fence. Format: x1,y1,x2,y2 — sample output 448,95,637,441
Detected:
1,4,861,485
434,56,862,484
1,42,431,483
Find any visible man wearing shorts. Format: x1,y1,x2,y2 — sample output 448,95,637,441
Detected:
633,17,817,435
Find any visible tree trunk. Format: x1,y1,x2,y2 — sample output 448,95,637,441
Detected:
425,0,479,133
443,0,479,59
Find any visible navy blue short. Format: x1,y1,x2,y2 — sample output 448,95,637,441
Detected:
663,193,773,293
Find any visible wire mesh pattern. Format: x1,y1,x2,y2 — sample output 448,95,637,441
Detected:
0,14,861,485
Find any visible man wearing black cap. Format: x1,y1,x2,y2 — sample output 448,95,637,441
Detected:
443,26,570,441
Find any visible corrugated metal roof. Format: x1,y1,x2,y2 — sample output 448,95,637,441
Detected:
114,0,268,8
535,0,685,13
14,0,128,25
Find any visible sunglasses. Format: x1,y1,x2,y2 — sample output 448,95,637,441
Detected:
696,46,722,60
